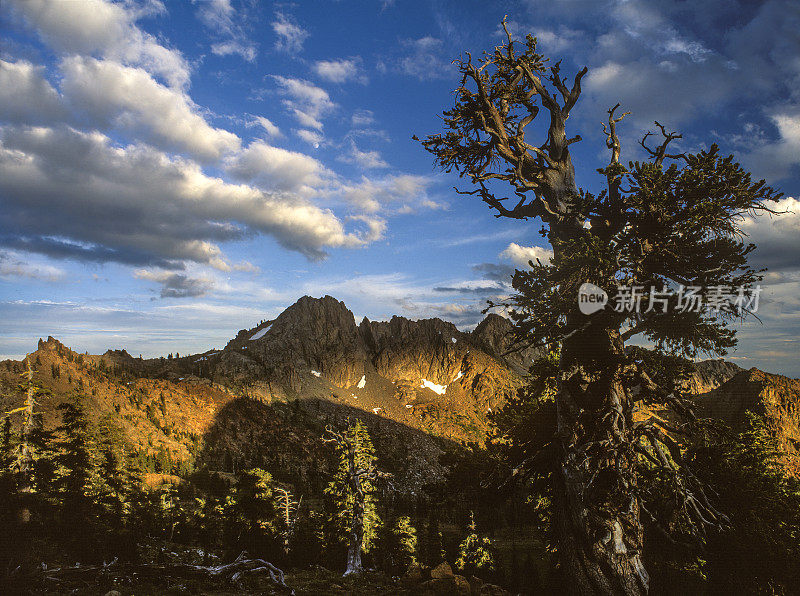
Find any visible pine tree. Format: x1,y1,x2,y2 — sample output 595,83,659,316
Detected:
375,515,417,575
54,400,97,560
456,512,495,578
288,507,323,568
416,18,782,595
419,508,445,567
323,420,383,575
224,468,280,559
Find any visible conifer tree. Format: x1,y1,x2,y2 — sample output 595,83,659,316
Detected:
288,506,323,568
375,515,417,575
456,512,495,578
419,508,445,568
416,18,781,594
224,468,280,559
54,400,96,559
323,420,383,575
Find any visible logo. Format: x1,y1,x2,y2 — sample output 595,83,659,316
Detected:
578,283,608,315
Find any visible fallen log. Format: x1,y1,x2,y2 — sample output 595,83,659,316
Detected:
39,551,294,594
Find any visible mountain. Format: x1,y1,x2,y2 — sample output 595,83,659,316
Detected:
159,295,541,443
0,294,792,489
698,368,800,476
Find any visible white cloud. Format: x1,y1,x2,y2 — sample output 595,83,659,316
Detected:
500,243,554,267
226,140,326,193
744,110,800,180
271,76,336,130
0,251,66,282
338,174,442,214
0,125,378,266
313,58,366,84
247,115,281,138
7,0,190,88
351,109,376,127
399,36,453,81
741,196,800,272
197,0,257,62
272,11,309,53
0,60,67,125
211,40,257,62
296,129,323,148
60,57,240,161
339,141,389,169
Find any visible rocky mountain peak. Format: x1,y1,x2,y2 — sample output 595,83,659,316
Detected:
37,336,68,352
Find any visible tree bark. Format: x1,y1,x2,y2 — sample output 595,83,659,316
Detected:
344,454,366,576
16,356,37,525
553,306,649,595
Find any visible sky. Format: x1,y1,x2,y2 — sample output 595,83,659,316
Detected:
0,0,798,377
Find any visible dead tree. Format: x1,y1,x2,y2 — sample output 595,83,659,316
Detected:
275,487,301,554
35,551,294,594
416,17,781,595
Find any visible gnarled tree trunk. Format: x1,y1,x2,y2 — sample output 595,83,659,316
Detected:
343,448,366,576
554,321,648,595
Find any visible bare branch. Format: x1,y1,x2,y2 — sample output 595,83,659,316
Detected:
640,121,684,166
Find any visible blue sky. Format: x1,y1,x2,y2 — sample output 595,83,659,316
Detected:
1,0,798,377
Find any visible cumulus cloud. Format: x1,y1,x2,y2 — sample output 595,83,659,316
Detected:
744,110,800,180
338,174,442,214
134,269,214,298
226,139,326,193
7,0,190,88
272,11,309,53
313,58,366,84
500,243,554,267
271,76,336,130
60,57,240,161
540,0,800,156
741,197,800,272
0,125,378,266
0,60,67,125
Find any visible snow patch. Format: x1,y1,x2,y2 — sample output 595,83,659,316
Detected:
451,337,457,344
249,324,272,341
372,407,382,414
357,375,366,389
311,370,321,377
420,378,447,395
405,404,413,409
453,370,463,381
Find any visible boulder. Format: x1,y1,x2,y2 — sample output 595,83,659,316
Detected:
430,561,454,579
479,583,510,595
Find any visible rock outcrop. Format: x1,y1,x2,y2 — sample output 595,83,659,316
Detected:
205,296,523,442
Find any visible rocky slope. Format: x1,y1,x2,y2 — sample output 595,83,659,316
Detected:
187,295,534,442
698,368,800,475
1,294,794,487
